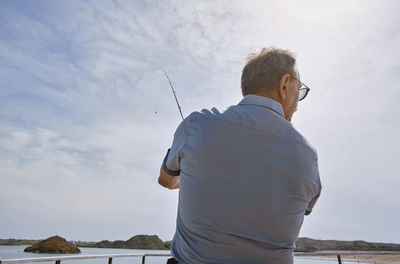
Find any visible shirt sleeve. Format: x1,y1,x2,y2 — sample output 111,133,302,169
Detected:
305,185,321,215
162,119,186,176
305,158,322,215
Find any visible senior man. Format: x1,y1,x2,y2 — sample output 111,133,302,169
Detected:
158,47,321,264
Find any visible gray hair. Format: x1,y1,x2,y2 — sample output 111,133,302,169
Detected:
241,47,297,96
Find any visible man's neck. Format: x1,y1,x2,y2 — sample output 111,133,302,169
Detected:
252,91,282,106
250,92,291,122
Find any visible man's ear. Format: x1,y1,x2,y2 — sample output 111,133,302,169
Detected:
278,74,291,100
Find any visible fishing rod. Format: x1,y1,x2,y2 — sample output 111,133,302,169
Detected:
163,70,184,120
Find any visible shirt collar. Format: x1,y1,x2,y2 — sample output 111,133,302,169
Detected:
238,94,285,118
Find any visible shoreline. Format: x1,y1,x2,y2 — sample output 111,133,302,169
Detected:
296,251,400,263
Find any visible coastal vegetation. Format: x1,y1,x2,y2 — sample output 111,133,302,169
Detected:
79,235,170,250
0,239,40,245
295,237,400,252
24,236,80,254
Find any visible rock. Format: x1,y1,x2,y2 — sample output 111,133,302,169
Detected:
92,235,167,250
126,235,166,249
24,235,80,254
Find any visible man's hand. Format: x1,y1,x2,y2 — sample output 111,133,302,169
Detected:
158,165,180,190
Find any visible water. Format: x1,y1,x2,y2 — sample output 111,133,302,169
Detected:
0,246,169,264
0,245,372,264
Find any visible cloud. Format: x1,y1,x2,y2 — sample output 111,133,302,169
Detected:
0,0,399,243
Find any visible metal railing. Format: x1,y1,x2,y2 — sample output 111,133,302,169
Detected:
0,253,171,264
2,251,400,264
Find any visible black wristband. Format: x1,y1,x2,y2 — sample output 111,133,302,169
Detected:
162,148,181,176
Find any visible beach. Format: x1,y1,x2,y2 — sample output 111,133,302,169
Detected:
296,251,400,263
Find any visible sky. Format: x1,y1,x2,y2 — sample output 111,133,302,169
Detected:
0,0,399,244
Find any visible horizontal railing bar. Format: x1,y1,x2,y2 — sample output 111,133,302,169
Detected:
0,253,171,264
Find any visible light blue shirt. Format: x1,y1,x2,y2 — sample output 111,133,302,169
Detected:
164,95,321,264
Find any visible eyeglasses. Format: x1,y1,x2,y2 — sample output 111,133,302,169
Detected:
290,75,310,101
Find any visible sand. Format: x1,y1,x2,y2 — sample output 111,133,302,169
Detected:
296,251,400,263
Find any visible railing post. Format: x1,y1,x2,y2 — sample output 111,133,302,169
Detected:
108,257,112,264
337,254,342,264
142,255,146,264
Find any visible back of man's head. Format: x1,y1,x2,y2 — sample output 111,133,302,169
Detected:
241,47,297,96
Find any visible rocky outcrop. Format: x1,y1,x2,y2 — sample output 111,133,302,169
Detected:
93,235,167,250
24,235,80,254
